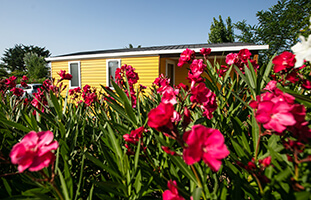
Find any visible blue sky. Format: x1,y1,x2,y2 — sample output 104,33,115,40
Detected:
0,0,278,57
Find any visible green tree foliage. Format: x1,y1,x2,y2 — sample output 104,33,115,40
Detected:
0,63,8,78
208,15,234,43
24,52,49,79
126,44,142,49
1,44,50,72
235,0,311,59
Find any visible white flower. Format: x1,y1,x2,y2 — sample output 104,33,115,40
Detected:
291,34,311,68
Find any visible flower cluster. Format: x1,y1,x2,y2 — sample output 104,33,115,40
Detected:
148,48,228,174
251,81,311,141
5,76,17,88
272,51,311,90
115,64,140,108
177,48,218,120
225,49,259,73
57,70,73,81
10,131,58,173
82,85,98,106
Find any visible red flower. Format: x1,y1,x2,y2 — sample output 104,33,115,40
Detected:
163,180,185,200
190,82,210,104
178,48,195,67
200,48,211,56
272,51,296,73
148,103,174,131
216,65,228,77
10,87,24,97
153,74,170,87
259,156,271,168
302,79,311,90
21,81,28,87
183,125,229,171
10,131,58,173
263,80,278,92
161,146,176,155
255,101,296,133
226,53,238,65
123,126,144,144
238,49,252,63
159,86,179,105
5,76,17,88
57,70,73,80
22,75,29,81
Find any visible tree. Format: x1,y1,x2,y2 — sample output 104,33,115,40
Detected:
23,52,49,79
1,44,50,72
208,16,234,43
235,0,311,59
126,44,142,49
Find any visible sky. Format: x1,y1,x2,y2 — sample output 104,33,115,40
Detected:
0,0,279,57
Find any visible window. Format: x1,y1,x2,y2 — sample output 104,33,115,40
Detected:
106,59,121,88
68,61,81,88
166,60,175,86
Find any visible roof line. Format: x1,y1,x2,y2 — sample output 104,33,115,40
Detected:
46,44,269,62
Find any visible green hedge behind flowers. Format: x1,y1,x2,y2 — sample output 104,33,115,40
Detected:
0,32,311,199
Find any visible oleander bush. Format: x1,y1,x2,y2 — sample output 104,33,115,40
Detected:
0,32,311,200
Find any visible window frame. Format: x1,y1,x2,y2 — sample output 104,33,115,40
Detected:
68,61,81,88
106,59,121,88
165,59,175,86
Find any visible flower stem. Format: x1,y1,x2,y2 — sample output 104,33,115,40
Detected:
191,165,202,188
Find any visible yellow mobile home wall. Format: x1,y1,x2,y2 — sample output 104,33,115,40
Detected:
51,56,160,94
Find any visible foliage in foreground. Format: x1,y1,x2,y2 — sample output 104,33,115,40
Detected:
0,33,311,200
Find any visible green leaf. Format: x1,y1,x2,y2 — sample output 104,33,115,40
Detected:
192,187,202,200
49,90,62,119
57,168,71,200
0,117,32,133
85,152,122,180
294,191,311,200
169,156,198,185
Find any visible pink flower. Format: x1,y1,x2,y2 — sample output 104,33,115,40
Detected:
263,80,278,92
57,70,73,80
200,48,211,56
285,71,300,83
21,81,28,87
22,75,29,81
226,53,238,65
190,82,213,104
302,79,311,90
10,87,24,97
161,146,176,155
148,103,174,131
5,76,17,88
153,74,170,87
163,180,185,200
202,90,218,120
255,101,296,133
123,126,144,144
160,86,179,105
178,48,195,67
10,131,58,173
187,59,206,85
272,51,296,73
216,65,228,77
259,156,271,168
183,125,229,171
238,49,252,63
83,92,97,106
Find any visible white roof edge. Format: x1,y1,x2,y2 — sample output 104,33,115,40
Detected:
46,44,269,62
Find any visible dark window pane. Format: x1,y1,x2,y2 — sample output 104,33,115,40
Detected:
108,61,119,87
70,63,79,87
